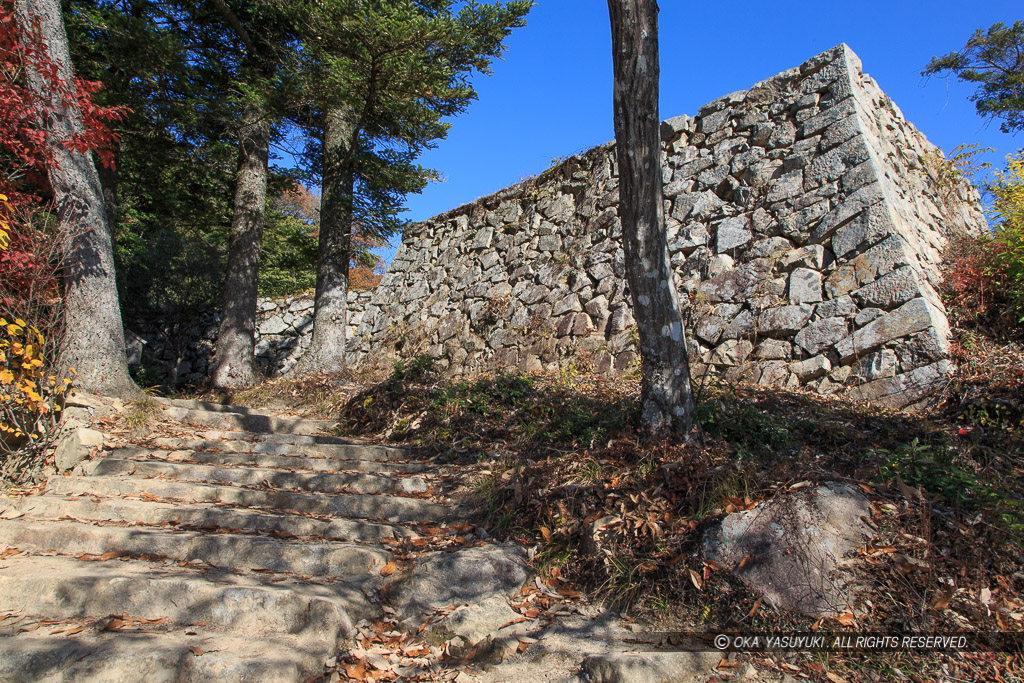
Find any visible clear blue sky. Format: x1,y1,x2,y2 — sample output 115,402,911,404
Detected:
390,1,1021,260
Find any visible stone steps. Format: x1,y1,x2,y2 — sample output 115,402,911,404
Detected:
0,554,369,638
45,475,448,523
4,494,414,543
0,400,497,682
0,519,391,579
170,429,392,448
158,403,338,436
122,447,428,474
0,630,328,682
83,457,429,495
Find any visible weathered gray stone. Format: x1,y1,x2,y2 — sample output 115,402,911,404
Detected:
389,545,530,622
852,266,922,309
847,360,953,409
834,297,948,362
779,244,826,270
472,227,494,250
581,652,721,683
790,354,832,381
854,348,897,381
714,217,752,253
259,315,289,335
793,317,849,355
710,339,753,366
757,304,815,336
754,339,792,360
54,427,105,472
788,268,823,304
815,294,859,320
705,482,872,615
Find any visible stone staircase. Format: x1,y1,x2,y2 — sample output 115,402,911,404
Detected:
0,398,507,682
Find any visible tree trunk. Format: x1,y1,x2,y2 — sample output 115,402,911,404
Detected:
14,0,140,398
211,101,270,389
290,107,355,376
607,0,700,439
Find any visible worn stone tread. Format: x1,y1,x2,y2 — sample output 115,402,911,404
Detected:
83,457,429,495
189,429,393,448
118,447,429,474
159,405,338,436
44,475,449,523
2,494,414,543
0,554,372,636
0,630,328,683
0,519,391,579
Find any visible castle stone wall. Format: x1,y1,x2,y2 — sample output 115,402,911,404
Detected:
347,45,986,409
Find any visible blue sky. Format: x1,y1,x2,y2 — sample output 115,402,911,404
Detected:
389,1,1021,260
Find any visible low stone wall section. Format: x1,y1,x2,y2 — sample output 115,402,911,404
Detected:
126,290,372,384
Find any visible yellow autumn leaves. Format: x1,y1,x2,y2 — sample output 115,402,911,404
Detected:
0,316,72,440
0,193,11,251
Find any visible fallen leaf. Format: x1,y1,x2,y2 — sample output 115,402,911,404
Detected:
834,613,856,627
380,562,397,577
688,569,703,590
748,596,763,618
931,588,954,611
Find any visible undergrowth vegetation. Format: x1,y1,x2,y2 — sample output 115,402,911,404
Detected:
339,337,1023,680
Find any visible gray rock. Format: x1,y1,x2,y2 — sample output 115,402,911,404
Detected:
757,304,815,336
694,314,726,345
705,482,872,615
834,297,948,362
766,169,804,202
53,427,105,472
854,348,897,381
754,339,792,361
472,227,495,250
259,315,289,335
389,544,530,622
710,339,753,366
815,295,859,320
581,652,721,683
788,268,823,304
851,266,923,309
790,354,831,381
715,217,752,253
538,234,562,252
793,317,849,355
847,360,953,409
779,244,826,270
426,596,525,648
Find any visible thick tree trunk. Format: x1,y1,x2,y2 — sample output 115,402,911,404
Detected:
211,101,270,389
14,0,140,398
607,0,700,439
290,107,355,376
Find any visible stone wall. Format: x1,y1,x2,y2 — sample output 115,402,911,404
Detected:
348,45,986,409
126,290,372,384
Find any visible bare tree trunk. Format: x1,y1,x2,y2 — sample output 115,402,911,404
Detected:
290,107,355,376
14,0,140,398
211,101,269,389
608,0,700,440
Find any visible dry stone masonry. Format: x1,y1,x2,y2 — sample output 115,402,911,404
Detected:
348,45,986,409
126,290,372,383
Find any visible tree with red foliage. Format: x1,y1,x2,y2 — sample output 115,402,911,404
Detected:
6,0,138,396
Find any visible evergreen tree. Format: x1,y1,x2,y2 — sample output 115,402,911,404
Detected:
924,21,1024,135
288,0,532,376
